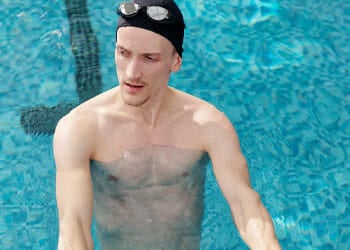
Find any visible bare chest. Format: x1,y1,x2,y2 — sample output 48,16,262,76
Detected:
91,145,209,190
93,111,205,162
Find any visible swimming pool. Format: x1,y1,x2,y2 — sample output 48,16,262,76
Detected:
1,0,349,249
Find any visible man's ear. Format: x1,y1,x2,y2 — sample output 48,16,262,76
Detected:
170,53,182,72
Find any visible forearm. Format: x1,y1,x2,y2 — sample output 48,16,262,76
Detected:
230,191,281,250
58,221,93,250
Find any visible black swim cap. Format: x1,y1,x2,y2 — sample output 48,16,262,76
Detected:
116,0,185,57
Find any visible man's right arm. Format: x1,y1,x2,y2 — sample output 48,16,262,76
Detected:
54,112,96,250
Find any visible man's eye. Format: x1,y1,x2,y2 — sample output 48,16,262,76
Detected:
145,55,157,61
118,49,129,57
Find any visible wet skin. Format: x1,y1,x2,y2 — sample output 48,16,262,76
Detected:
55,26,281,250
91,145,209,250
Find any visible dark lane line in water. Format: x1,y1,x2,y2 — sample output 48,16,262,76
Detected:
20,0,102,135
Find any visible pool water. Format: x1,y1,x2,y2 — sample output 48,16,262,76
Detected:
1,0,349,249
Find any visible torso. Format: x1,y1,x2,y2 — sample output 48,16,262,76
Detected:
77,87,215,249
91,145,209,250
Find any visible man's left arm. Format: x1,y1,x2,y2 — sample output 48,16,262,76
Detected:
204,111,281,250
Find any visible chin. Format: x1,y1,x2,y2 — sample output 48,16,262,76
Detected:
122,95,149,107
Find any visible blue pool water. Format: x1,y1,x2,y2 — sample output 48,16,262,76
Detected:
1,0,349,249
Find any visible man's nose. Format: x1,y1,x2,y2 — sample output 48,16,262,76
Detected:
126,58,142,80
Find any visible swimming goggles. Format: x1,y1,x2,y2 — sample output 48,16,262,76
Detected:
117,1,173,23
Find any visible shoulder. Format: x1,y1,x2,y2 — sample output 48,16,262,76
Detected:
172,88,236,146
53,89,115,158
54,87,117,139
193,101,236,145
54,106,97,141
173,88,231,127
177,92,245,164
53,106,98,163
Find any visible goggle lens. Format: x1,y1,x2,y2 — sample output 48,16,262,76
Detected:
119,2,139,16
146,6,169,21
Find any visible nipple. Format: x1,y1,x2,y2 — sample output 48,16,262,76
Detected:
108,175,118,181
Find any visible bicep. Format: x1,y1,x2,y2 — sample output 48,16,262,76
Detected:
205,113,252,203
54,115,94,229
56,167,93,225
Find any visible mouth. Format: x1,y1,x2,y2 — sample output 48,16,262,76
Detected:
123,82,145,92
126,83,144,88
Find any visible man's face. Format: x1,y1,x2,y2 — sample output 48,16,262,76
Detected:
115,26,182,107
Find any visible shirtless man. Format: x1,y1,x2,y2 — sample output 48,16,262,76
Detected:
54,0,281,249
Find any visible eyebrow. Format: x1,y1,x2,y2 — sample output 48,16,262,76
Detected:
117,45,162,57
116,45,129,52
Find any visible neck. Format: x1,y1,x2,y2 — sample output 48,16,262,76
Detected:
118,86,173,128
